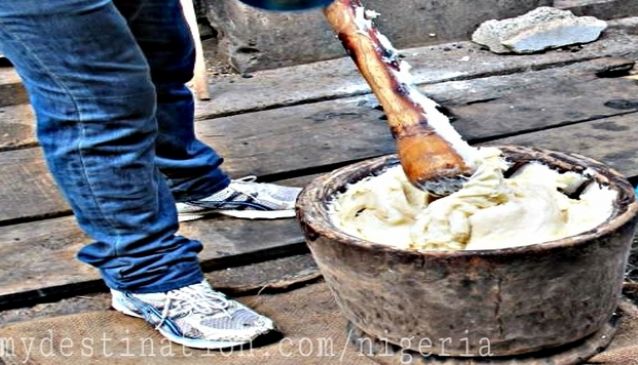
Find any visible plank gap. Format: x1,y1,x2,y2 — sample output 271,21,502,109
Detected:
0,211,73,229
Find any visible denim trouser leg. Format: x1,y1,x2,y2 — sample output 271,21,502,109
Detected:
0,0,210,293
114,0,230,202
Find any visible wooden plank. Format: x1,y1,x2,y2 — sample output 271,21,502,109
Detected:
0,58,636,223
496,114,638,177
0,148,69,224
2,28,637,117
196,60,638,178
193,29,638,120
207,254,320,296
0,54,633,151
0,57,631,154
451,76,638,142
0,67,26,108
3,284,637,365
0,104,36,151
1,112,637,310
0,174,315,309
0,254,320,326
424,57,635,106
0,283,380,365
0,212,305,310
1,57,637,307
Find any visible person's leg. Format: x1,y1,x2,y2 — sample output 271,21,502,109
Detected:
114,0,230,203
113,0,301,222
0,0,203,293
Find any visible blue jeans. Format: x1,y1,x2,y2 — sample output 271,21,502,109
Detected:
0,0,230,293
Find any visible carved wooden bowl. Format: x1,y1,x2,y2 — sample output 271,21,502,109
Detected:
296,145,638,357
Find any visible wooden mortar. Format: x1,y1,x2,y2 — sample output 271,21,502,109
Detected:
296,145,638,357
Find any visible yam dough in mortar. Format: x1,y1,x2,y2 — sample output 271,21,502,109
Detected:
330,148,617,251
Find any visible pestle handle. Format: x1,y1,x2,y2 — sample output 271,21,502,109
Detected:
323,0,474,192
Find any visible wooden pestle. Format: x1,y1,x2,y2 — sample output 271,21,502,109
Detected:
323,0,476,195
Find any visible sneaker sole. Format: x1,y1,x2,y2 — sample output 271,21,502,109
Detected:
111,296,268,350
178,209,296,222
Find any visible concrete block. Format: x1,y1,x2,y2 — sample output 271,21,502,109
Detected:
206,0,553,72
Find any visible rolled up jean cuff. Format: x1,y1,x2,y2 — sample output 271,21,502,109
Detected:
100,261,205,294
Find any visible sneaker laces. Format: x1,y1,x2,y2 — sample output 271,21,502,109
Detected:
231,176,295,203
155,282,232,330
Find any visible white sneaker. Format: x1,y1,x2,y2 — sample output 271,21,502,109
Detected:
176,176,302,222
111,280,276,349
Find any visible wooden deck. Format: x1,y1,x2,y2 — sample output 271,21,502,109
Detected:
0,18,637,365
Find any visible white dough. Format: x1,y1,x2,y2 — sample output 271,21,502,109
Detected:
330,148,616,251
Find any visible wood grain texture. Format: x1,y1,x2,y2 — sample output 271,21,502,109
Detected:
0,148,69,224
0,67,27,108
0,283,379,365
0,213,305,309
0,254,320,327
0,57,633,153
496,114,638,178
1,27,637,116
452,74,638,142
1,56,638,308
0,104,36,151
0,58,636,224
0,36,527,115
1,112,637,309
193,29,638,121
424,57,635,106
195,60,638,178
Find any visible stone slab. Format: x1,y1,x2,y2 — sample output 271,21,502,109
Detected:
472,7,607,54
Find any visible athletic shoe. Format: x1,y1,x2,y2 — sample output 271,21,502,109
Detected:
176,176,302,222
111,280,275,349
